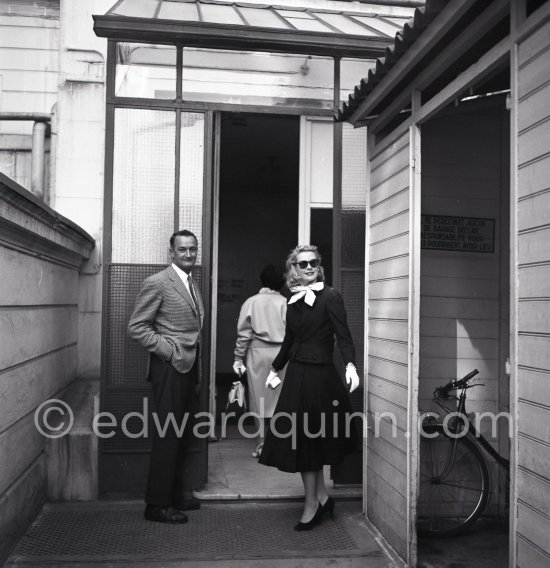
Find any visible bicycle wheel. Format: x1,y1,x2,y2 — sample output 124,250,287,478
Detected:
417,424,490,538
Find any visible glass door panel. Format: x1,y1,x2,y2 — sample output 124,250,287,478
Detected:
112,108,176,263
178,112,205,264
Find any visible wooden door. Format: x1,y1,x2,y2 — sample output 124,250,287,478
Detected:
331,122,369,484
366,129,419,563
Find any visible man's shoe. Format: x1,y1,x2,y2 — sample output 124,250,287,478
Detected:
144,505,188,524
173,497,201,511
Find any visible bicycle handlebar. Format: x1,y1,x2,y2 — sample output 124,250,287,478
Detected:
436,369,479,398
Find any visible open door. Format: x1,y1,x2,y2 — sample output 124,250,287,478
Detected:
365,128,420,564
99,108,214,496
331,122,369,484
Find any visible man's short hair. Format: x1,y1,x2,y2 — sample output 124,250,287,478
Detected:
170,230,198,249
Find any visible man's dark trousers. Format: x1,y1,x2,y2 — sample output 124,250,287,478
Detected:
145,353,198,506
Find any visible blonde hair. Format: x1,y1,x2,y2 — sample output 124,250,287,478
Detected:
284,244,325,287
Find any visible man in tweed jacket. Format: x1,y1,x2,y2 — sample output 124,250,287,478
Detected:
128,229,204,524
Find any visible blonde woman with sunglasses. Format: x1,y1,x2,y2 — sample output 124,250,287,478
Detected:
259,245,360,531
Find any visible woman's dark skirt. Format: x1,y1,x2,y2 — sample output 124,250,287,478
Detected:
258,361,358,473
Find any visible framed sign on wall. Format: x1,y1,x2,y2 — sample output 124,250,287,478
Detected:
421,214,495,253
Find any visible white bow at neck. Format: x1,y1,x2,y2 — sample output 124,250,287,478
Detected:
288,282,324,306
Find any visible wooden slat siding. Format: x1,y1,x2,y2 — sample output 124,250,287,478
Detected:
367,132,410,559
519,227,550,264
518,301,550,333
517,504,550,562
366,481,407,553
519,368,550,408
368,454,407,504
519,264,550,297
369,374,408,408
369,390,407,427
519,189,550,230
420,357,498,382
369,357,408,387
420,317,498,339
518,536,550,568
516,17,550,567
518,436,550,483
369,211,409,243
368,408,408,452
517,154,550,198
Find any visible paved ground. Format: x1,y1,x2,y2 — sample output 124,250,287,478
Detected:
417,518,508,568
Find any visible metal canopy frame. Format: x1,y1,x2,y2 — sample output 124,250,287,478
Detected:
93,15,393,58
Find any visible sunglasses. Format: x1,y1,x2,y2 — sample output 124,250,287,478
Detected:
294,259,320,269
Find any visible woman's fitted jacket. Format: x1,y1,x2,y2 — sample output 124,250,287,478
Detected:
272,285,355,371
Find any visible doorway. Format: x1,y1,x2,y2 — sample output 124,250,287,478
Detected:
417,95,510,566
210,112,301,494
216,111,299,399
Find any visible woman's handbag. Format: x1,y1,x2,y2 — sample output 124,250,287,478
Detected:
226,380,246,411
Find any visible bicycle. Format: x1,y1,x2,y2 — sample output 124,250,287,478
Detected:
416,369,510,538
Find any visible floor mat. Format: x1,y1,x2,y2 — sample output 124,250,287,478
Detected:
9,501,383,565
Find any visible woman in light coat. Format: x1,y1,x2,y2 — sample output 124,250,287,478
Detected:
233,265,287,458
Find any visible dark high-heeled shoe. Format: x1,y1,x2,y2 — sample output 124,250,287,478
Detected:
294,504,323,531
320,496,335,519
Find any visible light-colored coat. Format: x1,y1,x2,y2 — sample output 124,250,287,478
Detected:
128,266,204,374
234,290,287,417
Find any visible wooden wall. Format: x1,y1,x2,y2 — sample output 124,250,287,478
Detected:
420,102,510,510
367,131,411,560
515,15,550,568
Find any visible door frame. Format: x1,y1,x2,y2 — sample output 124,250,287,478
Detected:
207,110,332,435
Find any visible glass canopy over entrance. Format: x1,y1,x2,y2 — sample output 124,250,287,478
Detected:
95,0,409,58
105,0,407,37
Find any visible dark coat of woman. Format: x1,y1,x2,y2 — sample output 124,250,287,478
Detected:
259,284,356,473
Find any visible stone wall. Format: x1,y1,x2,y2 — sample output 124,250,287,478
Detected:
0,172,94,564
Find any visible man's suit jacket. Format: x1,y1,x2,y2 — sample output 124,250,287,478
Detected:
128,266,204,375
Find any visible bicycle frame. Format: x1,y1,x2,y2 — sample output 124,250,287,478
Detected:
432,384,510,472
417,370,509,538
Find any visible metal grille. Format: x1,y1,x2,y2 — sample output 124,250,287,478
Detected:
112,109,176,264
342,124,367,213
332,124,367,484
103,263,204,452
340,123,367,405
341,270,365,408
10,502,382,563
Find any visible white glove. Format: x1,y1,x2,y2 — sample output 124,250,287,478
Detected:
345,363,360,393
233,360,246,377
265,369,282,389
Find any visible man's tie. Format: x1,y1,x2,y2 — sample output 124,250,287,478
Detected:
188,274,200,317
